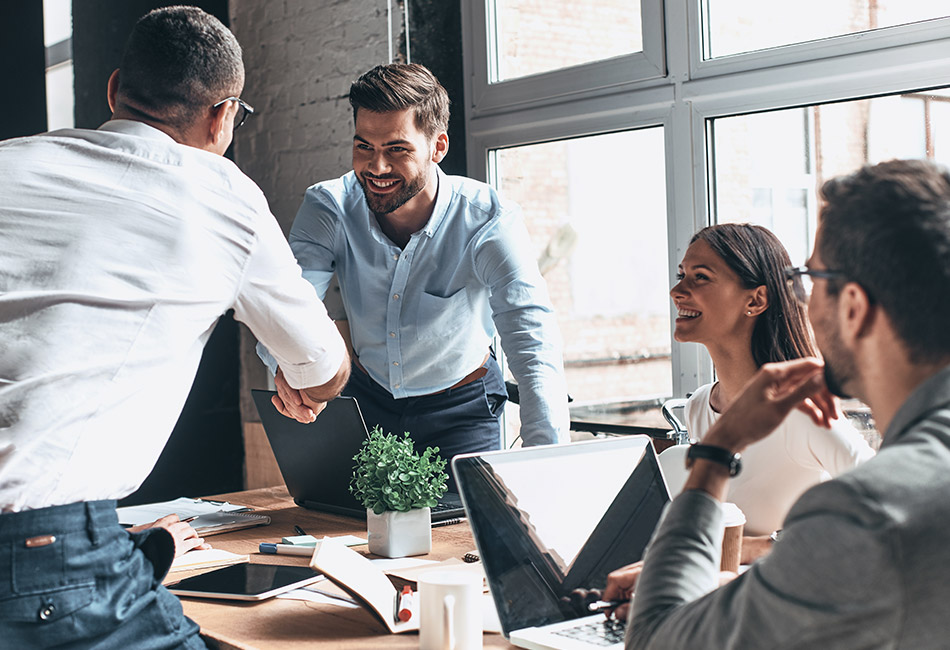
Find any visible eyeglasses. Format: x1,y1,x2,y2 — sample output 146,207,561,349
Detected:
784,266,846,304
212,96,255,130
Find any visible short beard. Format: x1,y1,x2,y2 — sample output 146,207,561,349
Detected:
359,170,427,215
823,362,852,399
820,319,857,399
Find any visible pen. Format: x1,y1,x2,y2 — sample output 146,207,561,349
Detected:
587,599,630,612
294,525,307,536
181,515,199,524
259,542,316,556
431,517,466,528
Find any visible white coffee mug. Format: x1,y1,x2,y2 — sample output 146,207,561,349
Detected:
418,570,483,650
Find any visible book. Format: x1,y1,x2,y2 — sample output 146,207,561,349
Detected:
170,548,250,573
117,497,271,537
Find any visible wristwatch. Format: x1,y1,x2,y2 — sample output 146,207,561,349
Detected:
685,444,742,477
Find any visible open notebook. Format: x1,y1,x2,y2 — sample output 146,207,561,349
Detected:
453,436,670,650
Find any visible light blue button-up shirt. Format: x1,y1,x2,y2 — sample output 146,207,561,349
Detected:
258,168,569,446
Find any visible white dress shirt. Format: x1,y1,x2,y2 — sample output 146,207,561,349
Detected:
0,120,345,511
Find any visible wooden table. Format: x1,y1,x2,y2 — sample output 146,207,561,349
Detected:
171,486,513,649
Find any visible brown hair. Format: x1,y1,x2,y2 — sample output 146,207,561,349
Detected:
691,223,816,366
348,63,450,138
818,159,950,362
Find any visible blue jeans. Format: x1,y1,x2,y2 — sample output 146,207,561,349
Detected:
0,500,205,649
344,351,507,492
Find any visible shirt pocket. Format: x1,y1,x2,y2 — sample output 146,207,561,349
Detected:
416,288,471,339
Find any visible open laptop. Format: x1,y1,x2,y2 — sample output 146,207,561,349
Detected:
251,389,465,522
453,436,670,649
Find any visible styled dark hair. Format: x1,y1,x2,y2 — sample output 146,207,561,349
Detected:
117,6,244,130
818,158,950,363
348,63,450,138
691,223,816,366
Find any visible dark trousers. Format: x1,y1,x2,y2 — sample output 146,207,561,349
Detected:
343,351,507,492
0,500,205,649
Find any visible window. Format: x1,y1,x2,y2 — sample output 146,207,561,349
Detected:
492,129,670,439
491,0,644,82
464,0,950,442
703,0,950,59
43,0,73,130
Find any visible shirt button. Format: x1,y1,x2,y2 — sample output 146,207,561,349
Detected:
393,361,399,366
393,383,400,389
393,254,399,260
393,294,399,300
389,332,396,337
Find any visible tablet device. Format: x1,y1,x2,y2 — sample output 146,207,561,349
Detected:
167,563,322,601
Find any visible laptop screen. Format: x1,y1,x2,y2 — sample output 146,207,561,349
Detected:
452,436,669,636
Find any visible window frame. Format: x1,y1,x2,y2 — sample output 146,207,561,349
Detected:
462,0,950,400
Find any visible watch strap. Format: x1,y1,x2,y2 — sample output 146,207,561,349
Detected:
686,443,742,477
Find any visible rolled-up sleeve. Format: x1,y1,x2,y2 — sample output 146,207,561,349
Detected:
235,208,345,390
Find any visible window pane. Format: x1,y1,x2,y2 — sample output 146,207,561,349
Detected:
492,0,643,82
492,128,670,438
704,0,950,59
709,87,950,447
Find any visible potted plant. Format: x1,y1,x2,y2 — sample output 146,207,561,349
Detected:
350,426,449,558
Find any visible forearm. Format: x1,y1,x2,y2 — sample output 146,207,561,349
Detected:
300,349,351,403
627,491,724,648
494,307,569,445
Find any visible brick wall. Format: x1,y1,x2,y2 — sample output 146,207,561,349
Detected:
229,0,395,232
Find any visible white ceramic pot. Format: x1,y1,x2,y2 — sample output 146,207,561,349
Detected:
366,507,432,558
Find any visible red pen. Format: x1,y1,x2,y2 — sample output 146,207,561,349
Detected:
396,585,414,622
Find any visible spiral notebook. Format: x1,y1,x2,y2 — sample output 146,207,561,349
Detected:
116,497,271,537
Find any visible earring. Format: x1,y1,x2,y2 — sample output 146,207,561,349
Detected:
746,311,752,316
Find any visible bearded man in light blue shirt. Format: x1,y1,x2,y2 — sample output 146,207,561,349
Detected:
259,63,570,481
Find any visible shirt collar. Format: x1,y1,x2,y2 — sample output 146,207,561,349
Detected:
882,364,950,447
360,166,452,245
97,119,177,144
421,166,451,238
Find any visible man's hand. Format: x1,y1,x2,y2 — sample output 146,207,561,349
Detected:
272,354,351,424
704,357,834,453
602,560,644,620
273,367,320,423
126,514,211,558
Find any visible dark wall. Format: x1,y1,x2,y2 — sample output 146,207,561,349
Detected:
0,3,47,139
406,0,467,177
70,0,244,505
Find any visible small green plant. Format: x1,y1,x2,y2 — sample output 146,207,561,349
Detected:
350,426,449,515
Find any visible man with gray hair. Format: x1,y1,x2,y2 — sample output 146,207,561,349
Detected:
0,7,347,646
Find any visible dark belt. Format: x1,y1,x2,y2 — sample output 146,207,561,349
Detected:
354,353,490,396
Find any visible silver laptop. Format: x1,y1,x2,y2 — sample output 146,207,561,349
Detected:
452,436,669,649
251,390,465,522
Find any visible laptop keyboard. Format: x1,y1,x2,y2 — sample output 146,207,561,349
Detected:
551,618,626,647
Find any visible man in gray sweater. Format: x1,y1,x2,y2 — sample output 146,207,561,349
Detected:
609,158,950,649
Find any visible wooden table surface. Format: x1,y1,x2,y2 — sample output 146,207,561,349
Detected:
171,486,514,649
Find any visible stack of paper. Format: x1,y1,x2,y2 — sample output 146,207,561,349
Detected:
169,548,249,572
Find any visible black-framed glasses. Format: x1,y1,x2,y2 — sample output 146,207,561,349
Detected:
784,266,845,304
212,96,255,130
